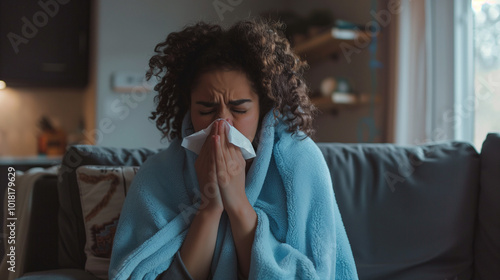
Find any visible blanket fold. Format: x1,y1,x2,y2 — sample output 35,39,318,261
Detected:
109,110,358,280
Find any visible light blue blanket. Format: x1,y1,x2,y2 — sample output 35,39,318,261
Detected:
109,110,359,279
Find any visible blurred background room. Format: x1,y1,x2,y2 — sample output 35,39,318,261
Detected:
0,0,498,158
1,1,500,279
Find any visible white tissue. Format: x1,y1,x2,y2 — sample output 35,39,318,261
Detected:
181,119,256,159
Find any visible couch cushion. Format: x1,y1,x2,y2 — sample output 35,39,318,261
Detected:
475,133,500,279
76,165,139,279
57,145,160,271
317,141,480,280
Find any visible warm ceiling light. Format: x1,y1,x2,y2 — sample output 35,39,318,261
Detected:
0,80,6,89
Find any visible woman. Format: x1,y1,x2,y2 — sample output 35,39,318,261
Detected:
109,19,358,280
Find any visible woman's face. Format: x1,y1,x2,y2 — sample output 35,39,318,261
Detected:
190,69,260,142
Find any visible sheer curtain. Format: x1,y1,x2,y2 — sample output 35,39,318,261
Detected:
387,0,473,145
391,0,427,145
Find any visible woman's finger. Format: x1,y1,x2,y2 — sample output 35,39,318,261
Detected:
218,120,227,148
209,135,217,179
215,133,229,186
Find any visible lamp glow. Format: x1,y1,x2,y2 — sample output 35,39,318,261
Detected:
0,80,6,90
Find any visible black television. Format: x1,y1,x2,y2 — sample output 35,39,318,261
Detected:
0,0,90,88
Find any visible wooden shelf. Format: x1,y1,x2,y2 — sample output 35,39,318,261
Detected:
310,93,378,112
294,28,369,63
296,27,376,113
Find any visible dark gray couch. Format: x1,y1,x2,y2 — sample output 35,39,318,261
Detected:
16,133,500,279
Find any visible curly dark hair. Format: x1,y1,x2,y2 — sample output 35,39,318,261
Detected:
146,19,317,142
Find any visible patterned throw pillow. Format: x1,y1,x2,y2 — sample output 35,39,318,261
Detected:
76,165,139,279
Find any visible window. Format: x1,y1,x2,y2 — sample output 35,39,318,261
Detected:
472,0,500,148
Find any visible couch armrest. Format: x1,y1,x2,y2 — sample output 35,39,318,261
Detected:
57,145,160,269
24,175,60,273
475,133,500,278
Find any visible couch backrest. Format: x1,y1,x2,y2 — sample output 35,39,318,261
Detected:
474,133,500,279
57,145,159,270
317,141,480,280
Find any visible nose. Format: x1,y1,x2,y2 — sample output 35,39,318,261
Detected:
215,107,232,124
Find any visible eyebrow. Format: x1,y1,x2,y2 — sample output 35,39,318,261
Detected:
195,99,252,107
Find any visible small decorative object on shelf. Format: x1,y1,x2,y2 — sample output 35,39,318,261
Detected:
331,92,357,104
320,76,354,96
37,116,67,156
320,77,337,97
334,77,352,93
313,76,376,111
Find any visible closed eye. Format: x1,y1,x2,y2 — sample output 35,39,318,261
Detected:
199,109,246,115
196,99,251,116
232,108,247,114
199,110,215,115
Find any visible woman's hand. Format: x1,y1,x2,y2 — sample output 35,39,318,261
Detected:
194,122,224,215
213,119,248,214
182,124,224,279
214,119,257,278
193,119,256,278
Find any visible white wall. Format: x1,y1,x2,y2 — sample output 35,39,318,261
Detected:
93,0,287,149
